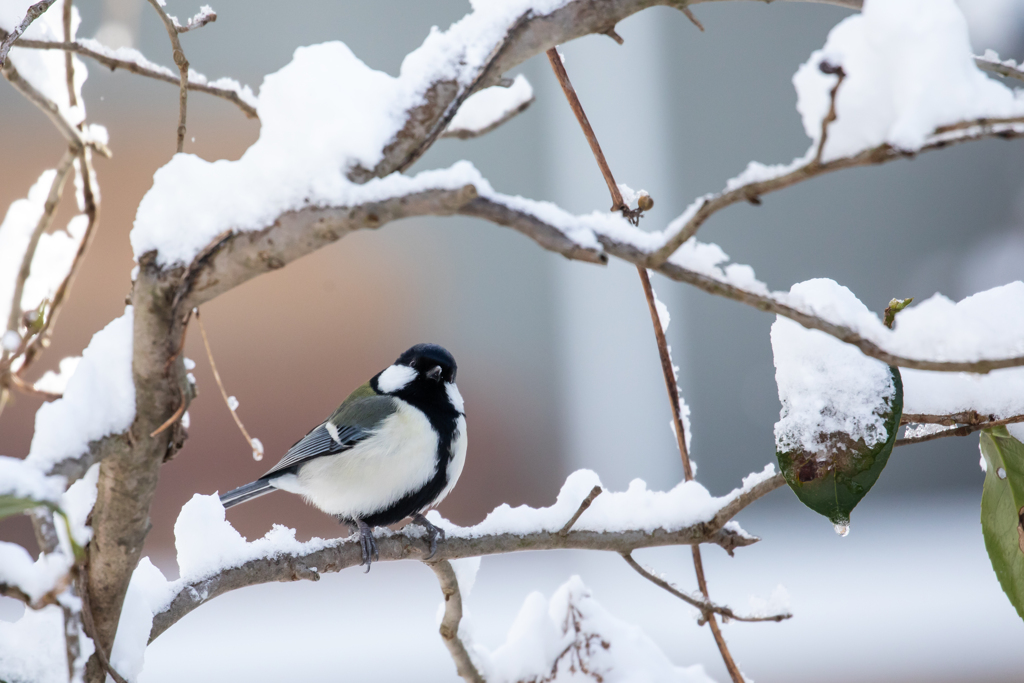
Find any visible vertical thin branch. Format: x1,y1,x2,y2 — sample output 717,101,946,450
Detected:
427,560,485,683
546,48,625,211
145,0,189,152
62,0,76,107
19,148,100,375
6,149,76,335
546,47,745,683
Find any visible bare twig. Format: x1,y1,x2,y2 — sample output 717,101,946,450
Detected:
813,61,845,165
19,149,100,375
61,0,75,106
546,44,745,683
559,486,603,536
145,0,190,152
546,48,625,211
896,413,1024,447
150,510,763,642
3,30,258,118
9,372,62,400
427,560,485,683
195,309,262,459
1,60,85,151
621,553,791,624
149,385,185,437
0,0,57,66
441,94,535,139
681,6,705,32
5,149,75,336
649,117,1024,267
175,7,217,33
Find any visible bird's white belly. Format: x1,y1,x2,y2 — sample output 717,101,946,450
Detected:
288,399,439,519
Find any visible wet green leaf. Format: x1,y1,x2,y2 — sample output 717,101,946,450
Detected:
979,427,1024,622
777,366,903,526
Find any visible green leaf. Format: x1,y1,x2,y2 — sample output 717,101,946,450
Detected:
979,427,1024,622
777,366,903,527
0,494,59,521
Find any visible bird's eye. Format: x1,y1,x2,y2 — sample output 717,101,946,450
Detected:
425,366,442,382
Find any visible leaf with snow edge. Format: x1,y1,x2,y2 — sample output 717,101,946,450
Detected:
773,287,904,525
979,427,1024,622
0,455,64,520
777,366,902,526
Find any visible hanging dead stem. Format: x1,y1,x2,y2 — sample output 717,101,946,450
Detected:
196,309,263,460
546,45,746,683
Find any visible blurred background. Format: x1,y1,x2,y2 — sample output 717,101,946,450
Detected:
1,0,1023,681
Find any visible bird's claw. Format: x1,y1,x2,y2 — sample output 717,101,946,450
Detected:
355,519,378,572
411,513,446,559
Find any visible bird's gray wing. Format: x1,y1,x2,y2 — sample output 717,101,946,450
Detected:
261,391,396,478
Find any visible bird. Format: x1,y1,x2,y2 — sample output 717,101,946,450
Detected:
219,343,467,570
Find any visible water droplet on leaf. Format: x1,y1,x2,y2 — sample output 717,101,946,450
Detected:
998,467,1007,479
834,523,850,537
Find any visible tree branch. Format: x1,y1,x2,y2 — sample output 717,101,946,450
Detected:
427,560,485,683
649,117,1024,266
974,53,1024,85
149,513,763,642
896,413,1024,447
4,32,258,119
0,0,57,66
144,0,191,152
621,553,791,624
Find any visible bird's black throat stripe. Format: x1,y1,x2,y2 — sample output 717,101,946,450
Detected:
353,377,462,528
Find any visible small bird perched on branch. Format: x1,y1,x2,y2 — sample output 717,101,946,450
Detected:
219,344,467,570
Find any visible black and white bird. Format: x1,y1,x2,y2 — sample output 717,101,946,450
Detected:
219,344,467,569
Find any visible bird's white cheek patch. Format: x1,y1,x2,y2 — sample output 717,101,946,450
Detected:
446,382,465,414
376,364,417,393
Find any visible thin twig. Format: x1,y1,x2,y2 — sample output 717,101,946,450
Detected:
175,7,217,33
1,60,85,151
427,560,485,683
546,48,625,211
145,0,190,152
9,372,62,400
896,413,1024,447
62,0,75,106
813,62,845,165
19,148,100,375
559,486,603,536
0,0,57,66
149,385,185,437
681,6,705,32
546,46,744,683
621,553,791,624
196,309,263,459
6,150,76,335
4,30,258,118
975,54,1024,84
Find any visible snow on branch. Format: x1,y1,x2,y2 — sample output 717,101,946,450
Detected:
442,74,534,139
148,467,783,642
975,50,1024,85
651,0,1024,264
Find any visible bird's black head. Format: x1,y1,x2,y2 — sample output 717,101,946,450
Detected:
396,343,457,384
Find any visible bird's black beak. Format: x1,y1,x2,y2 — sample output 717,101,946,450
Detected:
425,366,442,382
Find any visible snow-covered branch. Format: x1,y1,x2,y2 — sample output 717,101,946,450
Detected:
148,467,781,642
0,0,56,66
4,30,258,118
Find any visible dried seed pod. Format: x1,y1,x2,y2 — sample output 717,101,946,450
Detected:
637,193,654,212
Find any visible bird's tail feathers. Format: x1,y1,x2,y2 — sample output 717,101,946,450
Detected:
220,479,276,509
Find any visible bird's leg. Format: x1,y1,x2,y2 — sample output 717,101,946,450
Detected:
410,513,446,559
351,518,378,572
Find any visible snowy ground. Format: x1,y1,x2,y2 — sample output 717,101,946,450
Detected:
68,492,1018,683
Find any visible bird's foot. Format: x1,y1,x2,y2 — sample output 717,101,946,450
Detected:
355,519,378,572
411,513,446,559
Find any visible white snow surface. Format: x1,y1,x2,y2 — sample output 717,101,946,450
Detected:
172,493,332,585
446,74,533,136
26,309,136,472
473,575,716,683
0,543,71,604
428,466,774,538
0,455,63,503
772,280,896,456
22,214,88,313
0,605,68,683
34,356,82,395
109,559,174,683
793,0,1024,162
0,170,56,332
